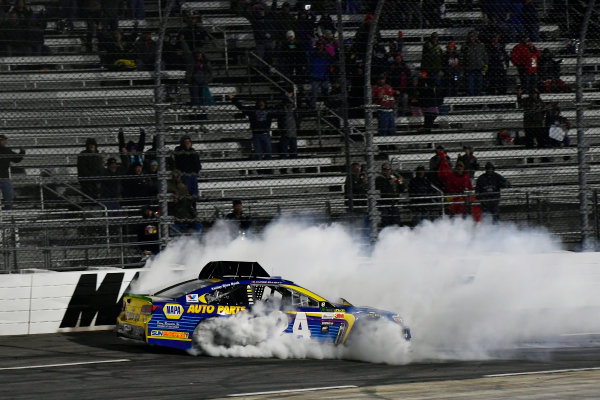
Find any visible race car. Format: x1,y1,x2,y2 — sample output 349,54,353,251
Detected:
116,261,411,351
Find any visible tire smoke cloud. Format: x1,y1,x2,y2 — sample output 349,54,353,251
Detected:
131,218,600,364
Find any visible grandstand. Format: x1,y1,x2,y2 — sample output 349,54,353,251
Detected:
0,0,599,272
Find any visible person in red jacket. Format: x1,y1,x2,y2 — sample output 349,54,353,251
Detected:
510,35,541,93
372,74,397,136
437,152,481,219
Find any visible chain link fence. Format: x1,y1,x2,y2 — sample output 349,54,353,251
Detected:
0,0,599,272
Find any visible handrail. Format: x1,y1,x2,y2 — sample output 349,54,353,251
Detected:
430,184,446,216
209,24,229,73
247,51,297,104
39,168,111,247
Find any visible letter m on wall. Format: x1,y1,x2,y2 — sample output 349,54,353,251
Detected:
60,273,125,328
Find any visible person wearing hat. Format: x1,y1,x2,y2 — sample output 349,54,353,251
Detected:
100,157,125,210
408,165,438,225
443,41,461,97
118,127,146,172
277,30,307,84
77,137,104,199
457,145,480,182
0,134,25,210
420,32,443,87
308,38,333,108
173,135,201,203
485,32,509,95
461,31,488,96
437,150,481,220
131,29,156,71
372,74,397,136
476,162,510,222
428,144,451,190
226,199,253,232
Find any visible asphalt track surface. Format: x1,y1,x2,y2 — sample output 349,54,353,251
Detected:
2,331,600,399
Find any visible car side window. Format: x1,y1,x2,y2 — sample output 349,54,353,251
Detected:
205,285,249,306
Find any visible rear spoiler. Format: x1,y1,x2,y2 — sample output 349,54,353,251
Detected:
198,261,270,280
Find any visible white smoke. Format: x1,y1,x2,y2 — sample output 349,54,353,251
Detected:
131,217,600,364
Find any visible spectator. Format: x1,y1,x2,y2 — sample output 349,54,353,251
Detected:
229,93,275,160
517,88,547,148
316,10,336,36
131,30,156,71
461,31,488,97
168,170,202,234
437,152,479,218
345,162,367,209
143,135,158,170
375,161,405,226
183,43,214,107
128,0,145,20
344,0,361,14
123,162,155,206
226,199,253,232
476,162,510,222
538,48,561,82
247,2,276,67
146,159,159,195
101,30,135,68
351,14,376,60
277,30,307,84
118,128,145,172
320,29,339,58
56,0,77,32
372,74,397,136
479,15,508,47
545,104,571,147
443,42,461,97
178,11,209,53
387,53,412,116
100,157,124,210
428,144,450,191
162,31,186,71
275,94,300,161
485,33,509,95
423,0,443,28
522,0,540,42
420,32,443,86
416,73,441,133
507,0,524,42
77,138,104,199
138,205,160,257
408,165,438,225
271,1,297,46
102,0,120,32
457,145,479,182
295,7,316,46
371,36,393,79
173,135,202,203
511,36,541,93
0,134,24,210
82,0,103,53
6,0,38,56
308,39,333,108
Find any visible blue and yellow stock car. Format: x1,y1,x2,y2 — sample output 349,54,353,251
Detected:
116,261,411,351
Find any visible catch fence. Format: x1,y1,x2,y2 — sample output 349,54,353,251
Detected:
0,0,599,272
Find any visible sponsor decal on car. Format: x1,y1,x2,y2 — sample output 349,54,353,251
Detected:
186,304,246,315
163,303,184,320
186,294,199,303
334,313,345,319
156,321,180,329
150,330,189,339
322,313,335,319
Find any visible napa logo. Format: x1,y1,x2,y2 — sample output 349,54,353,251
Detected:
163,303,184,320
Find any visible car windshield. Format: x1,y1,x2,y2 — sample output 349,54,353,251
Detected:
154,279,212,299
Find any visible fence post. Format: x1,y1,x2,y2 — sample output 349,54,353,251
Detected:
154,0,177,249
364,0,385,243
576,0,597,250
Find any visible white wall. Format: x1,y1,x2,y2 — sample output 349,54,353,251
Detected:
0,269,141,336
